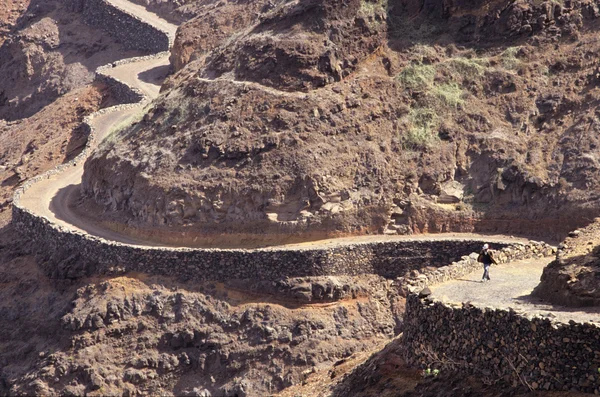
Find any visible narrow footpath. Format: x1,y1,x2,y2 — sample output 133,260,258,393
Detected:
431,257,600,324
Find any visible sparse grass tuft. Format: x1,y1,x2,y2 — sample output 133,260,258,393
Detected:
434,83,464,107
403,107,439,150
397,64,436,91
445,57,488,79
501,46,522,70
101,105,148,148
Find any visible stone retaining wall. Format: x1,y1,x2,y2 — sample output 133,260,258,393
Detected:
9,208,534,281
12,52,162,215
82,0,170,52
402,294,600,393
8,0,557,284
96,73,144,105
11,1,176,278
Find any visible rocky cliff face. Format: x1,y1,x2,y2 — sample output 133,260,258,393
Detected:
81,0,600,241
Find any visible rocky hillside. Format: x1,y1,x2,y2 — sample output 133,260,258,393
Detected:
0,85,105,223
0,0,30,46
81,0,600,242
0,222,403,395
3,0,600,396
0,0,139,121
0,0,144,224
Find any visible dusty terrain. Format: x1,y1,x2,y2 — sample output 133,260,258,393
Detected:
81,0,600,242
0,2,408,395
0,225,403,396
0,0,30,46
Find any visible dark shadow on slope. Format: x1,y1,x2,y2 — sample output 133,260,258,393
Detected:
384,0,569,53
513,292,600,316
0,223,83,395
1,173,20,188
63,123,91,164
138,64,171,87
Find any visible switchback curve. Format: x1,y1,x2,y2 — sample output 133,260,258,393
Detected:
12,0,546,255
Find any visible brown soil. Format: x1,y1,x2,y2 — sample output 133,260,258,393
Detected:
81,0,600,243
4,0,600,396
0,224,402,396
0,0,30,46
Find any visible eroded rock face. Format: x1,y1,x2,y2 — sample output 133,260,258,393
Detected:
5,274,399,396
170,0,280,71
534,220,600,307
82,0,600,239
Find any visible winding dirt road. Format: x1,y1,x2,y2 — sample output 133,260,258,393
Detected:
18,0,175,246
15,0,543,251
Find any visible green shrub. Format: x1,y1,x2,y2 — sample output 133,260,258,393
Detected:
397,64,436,91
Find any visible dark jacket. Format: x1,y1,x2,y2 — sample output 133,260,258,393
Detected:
478,250,497,265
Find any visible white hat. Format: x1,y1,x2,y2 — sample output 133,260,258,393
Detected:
482,244,489,250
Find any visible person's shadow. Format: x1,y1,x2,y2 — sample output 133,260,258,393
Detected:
455,278,482,283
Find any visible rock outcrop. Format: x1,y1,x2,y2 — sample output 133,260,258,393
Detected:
534,219,600,307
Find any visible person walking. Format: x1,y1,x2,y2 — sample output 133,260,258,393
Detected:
478,243,497,282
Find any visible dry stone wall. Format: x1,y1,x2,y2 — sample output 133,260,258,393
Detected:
82,0,170,52
10,209,529,281
96,73,144,104
402,294,600,393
